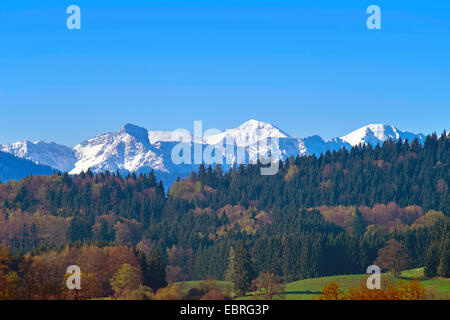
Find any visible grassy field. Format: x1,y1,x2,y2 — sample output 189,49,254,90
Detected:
248,268,449,300
182,268,450,300
177,280,234,299
279,269,445,300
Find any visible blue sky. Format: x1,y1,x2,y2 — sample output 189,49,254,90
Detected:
0,0,449,146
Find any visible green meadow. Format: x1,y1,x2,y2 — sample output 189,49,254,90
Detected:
181,268,450,300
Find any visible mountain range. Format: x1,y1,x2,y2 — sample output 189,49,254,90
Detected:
0,120,426,185
0,150,55,182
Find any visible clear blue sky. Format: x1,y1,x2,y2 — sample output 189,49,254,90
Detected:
1,0,449,146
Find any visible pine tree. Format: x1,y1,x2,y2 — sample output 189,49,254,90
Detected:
437,238,450,278
225,247,236,282
146,249,167,291
424,243,440,278
351,209,366,235
231,241,253,296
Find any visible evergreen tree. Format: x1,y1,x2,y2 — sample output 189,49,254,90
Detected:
225,246,235,282
146,249,167,291
351,209,366,235
437,238,450,278
424,243,440,278
231,241,253,296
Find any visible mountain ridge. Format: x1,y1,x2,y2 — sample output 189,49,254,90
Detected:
0,150,55,182
0,120,428,185
340,124,425,147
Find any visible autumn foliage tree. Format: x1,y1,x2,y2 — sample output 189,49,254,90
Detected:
14,245,141,299
62,272,102,300
153,283,183,300
201,290,225,300
374,239,410,277
319,280,426,300
198,278,230,300
0,133,448,299
110,263,142,299
251,273,285,300
0,245,20,300
318,281,343,300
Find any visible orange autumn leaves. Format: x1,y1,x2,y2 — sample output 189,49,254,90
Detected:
319,280,426,300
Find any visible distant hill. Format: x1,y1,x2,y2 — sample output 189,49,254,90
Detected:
0,150,55,182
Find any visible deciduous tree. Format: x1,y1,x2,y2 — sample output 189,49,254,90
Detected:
374,239,410,277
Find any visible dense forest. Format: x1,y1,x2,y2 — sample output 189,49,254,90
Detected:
0,132,449,299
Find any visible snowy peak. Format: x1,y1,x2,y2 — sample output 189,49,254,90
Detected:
236,119,291,139
0,140,77,172
1,120,430,187
148,131,180,143
341,124,425,147
71,124,164,175
120,123,150,143
237,119,288,137
204,119,291,146
341,124,397,146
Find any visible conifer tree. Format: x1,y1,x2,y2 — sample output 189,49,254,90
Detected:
225,247,236,282
146,249,167,291
437,238,450,278
424,243,440,278
230,241,253,296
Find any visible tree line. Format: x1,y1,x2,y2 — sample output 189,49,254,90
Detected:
0,131,448,294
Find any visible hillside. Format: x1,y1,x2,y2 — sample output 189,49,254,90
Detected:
0,132,448,300
281,268,450,300
178,268,450,300
0,150,55,183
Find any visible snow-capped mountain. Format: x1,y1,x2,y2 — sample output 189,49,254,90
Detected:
0,121,427,186
70,124,203,186
0,140,77,172
203,119,291,146
71,123,167,175
203,119,303,163
300,135,351,156
341,124,425,147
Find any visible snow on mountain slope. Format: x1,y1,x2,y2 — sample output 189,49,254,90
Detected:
1,121,428,186
203,119,291,146
70,124,167,175
0,140,77,172
148,131,179,143
148,130,197,144
70,120,287,180
300,135,351,156
201,119,302,163
341,124,425,147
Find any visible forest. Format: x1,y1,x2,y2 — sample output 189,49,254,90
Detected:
0,131,449,299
